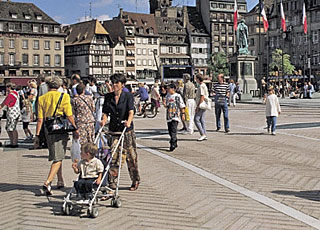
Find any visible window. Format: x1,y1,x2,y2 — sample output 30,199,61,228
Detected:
176,47,180,53
33,25,39,33
142,48,147,55
148,59,152,66
0,23,3,31
44,26,49,33
25,14,31,20
143,59,147,66
137,59,141,66
137,38,141,44
0,39,3,48
33,54,39,65
143,38,148,44
193,48,197,53
149,48,153,55
33,40,39,49
250,38,255,46
54,26,60,34
9,54,15,65
22,40,28,49
55,41,61,50
22,23,28,32
214,47,219,52
168,47,173,53
37,15,42,20
9,23,15,32
22,54,28,65
153,49,157,55
137,48,141,55
214,35,219,42
0,54,4,65
313,31,319,44
211,3,217,8
148,38,152,45
44,55,50,66
9,39,15,49
44,41,50,50
221,24,226,33
214,24,219,31
55,55,61,66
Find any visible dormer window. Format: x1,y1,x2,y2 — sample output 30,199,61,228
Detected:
147,28,154,34
36,15,42,20
165,27,169,32
54,26,60,34
11,13,17,19
24,14,31,20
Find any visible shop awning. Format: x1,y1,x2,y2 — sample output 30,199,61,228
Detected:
10,77,36,86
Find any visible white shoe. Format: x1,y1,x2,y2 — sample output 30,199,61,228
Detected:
271,132,276,135
181,130,188,135
197,135,207,141
189,130,194,135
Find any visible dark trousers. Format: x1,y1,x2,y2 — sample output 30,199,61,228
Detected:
39,124,48,148
74,178,96,199
167,120,178,147
215,102,229,130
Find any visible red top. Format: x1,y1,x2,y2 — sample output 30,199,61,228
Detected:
2,91,18,107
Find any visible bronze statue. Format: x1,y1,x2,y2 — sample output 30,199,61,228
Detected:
237,19,249,55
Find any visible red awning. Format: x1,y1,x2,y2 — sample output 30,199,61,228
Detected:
10,78,36,86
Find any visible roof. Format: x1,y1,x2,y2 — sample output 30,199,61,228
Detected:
103,19,126,42
186,7,209,36
155,16,188,45
248,0,274,14
0,1,59,24
122,11,159,37
64,20,109,46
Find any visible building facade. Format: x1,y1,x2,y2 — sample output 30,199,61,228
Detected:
186,6,211,79
197,0,247,57
64,20,112,81
0,0,65,85
111,37,126,75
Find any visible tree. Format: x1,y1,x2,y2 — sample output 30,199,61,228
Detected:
269,49,295,76
208,52,229,81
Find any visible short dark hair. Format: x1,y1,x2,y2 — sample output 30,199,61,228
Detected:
196,73,204,82
71,74,81,83
37,75,45,83
6,82,16,90
90,77,97,84
168,83,176,90
110,73,126,84
76,83,85,95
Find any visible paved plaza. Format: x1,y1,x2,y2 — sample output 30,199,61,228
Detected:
1,99,320,229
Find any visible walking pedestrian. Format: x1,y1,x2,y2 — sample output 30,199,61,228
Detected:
21,96,33,141
163,83,186,151
183,73,196,134
0,83,20,147
100,73,140,191
151,83,160,112
233,82,241,107
265,87,281,135
213,73,230,133
73,83,96,145
228,80,236,106
35,76,77,195
194,74,209,141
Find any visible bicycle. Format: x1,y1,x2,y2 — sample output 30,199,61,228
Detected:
134,100,158,118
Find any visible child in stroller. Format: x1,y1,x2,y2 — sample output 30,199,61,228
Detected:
72,143,104,203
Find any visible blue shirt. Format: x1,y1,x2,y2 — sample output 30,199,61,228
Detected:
138,87,149,101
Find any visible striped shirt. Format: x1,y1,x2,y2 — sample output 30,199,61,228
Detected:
213,83,230,104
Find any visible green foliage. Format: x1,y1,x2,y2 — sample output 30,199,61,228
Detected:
208,52,230,81
269,49,295,76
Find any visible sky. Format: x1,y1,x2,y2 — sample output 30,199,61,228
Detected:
14,0,259,25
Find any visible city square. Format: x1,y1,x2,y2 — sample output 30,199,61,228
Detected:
1,99,320,229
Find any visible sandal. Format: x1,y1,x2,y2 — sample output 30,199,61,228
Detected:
57,181,65,189
129,181,139,191
41,183,52,196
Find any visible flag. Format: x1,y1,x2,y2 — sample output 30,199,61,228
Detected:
302,1,307,34
234,0,238,31
280,0,286,31
260,1,269,32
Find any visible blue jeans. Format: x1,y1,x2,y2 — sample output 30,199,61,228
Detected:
266,116,277,132
194,109,206,136
215,102,229,130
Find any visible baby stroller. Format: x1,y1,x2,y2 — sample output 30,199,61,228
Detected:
61,127,127,218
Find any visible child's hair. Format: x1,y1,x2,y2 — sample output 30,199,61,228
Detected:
23,99,32,113
168,83,176,90
81,143,98,158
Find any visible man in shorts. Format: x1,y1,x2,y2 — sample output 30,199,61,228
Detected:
0,83,20,148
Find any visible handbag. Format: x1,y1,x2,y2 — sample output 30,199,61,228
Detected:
45,93,77,135
199,97,212,110
184,106,190,121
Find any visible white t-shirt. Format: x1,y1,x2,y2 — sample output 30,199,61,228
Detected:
266,94,281,117
195,83,209,105
165,93,185,122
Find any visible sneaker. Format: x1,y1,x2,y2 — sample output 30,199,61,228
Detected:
216,128,221,132
28,135,34,140
271,132,276,135
169,146,176,151
189,130,194,135
181,130,188,135
225,129,230,133
197,135,207,141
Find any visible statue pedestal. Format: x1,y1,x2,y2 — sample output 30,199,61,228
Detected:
230,55,257,101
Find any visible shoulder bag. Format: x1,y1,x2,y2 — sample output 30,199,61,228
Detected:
45,93,77,135
199,97,212,110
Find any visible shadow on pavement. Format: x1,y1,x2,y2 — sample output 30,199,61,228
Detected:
22,154,71,160
276,122,320,130
226,133,266,136
272,190,320,202
139,146,171,152
0,182,43,195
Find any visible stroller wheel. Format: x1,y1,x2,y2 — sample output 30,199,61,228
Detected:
111,198,121,208
62,204,72,215
88,207,99,218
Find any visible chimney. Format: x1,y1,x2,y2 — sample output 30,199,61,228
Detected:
183,6,187,28
119,8,123,18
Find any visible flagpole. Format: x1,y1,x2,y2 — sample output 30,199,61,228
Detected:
258,0,262,98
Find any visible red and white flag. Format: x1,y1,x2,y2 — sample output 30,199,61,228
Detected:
280,0,286,31
260,1,269,32
302,1,307,34
234,0,238,31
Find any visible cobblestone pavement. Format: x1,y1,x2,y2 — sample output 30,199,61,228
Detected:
1,101,320,229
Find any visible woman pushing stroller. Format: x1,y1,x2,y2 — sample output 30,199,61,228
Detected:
100,73,140,191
